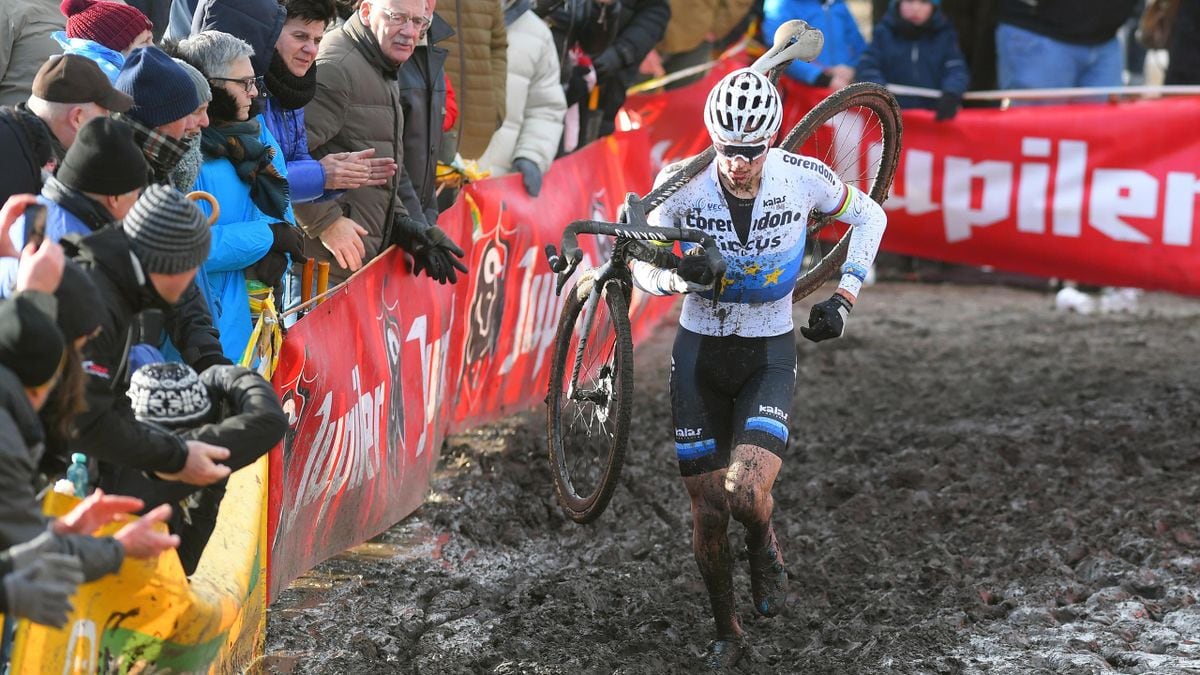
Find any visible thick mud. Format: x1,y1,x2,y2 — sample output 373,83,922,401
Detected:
265,282,1200,674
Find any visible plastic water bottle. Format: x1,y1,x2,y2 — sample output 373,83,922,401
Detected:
67,453,89,498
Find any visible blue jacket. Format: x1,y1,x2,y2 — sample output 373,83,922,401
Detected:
51,33,124,83
762,0,867,85
262,97,329,204
186,119,292,362
856,8,969,109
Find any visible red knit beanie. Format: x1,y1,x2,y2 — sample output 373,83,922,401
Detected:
61,0,153,53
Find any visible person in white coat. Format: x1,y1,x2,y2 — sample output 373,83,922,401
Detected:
477,0,566,196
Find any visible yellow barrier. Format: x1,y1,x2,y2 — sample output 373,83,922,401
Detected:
9,455,268,674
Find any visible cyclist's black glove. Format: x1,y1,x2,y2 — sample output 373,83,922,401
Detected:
676,252,715,287
800,293,852,343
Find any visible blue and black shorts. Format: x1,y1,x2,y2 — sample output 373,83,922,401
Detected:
669,327,796,477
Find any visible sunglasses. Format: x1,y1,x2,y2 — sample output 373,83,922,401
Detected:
714,141,769,162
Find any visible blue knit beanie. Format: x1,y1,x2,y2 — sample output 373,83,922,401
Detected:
116,47,200,129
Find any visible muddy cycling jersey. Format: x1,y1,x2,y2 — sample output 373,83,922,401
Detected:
634,148,886,337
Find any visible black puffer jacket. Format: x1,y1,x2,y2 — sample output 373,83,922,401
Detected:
0,298,123,582
190,0,286,77
103,364,288,508
398,13,454,227
64,228,229,478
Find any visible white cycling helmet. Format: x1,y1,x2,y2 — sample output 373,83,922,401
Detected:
703,68,783,146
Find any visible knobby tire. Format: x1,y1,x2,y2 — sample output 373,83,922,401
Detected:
546,279,634,523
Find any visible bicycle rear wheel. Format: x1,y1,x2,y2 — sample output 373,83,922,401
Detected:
546,279,634,523
784,83,902,301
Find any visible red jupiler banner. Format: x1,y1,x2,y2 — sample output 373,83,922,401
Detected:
629,64,1200,293
267,131,666,598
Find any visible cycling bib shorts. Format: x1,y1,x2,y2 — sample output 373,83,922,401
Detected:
669,327,797,477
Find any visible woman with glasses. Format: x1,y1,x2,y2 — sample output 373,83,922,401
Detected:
627,68,888,669
175,30,307,362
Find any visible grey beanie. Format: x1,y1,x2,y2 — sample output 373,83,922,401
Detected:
172,57,212,104
128,361,212,427
124,185,211,274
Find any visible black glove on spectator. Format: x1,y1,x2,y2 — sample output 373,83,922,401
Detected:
395,217,468,284
813,72,834,88
676,251,715,286
248,251,289,285
800,292,852,343
592,47,624,82
269,222,307,262
512,158,543,196
935,92,961,122
565,65,592,106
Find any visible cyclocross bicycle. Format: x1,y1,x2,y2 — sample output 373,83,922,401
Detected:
545,20,903,523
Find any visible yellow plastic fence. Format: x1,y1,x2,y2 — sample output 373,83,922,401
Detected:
8,294,281,673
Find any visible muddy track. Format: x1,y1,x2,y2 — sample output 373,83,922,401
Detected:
266,282,1200,674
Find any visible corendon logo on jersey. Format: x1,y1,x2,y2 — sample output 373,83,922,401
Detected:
884,137,1200,245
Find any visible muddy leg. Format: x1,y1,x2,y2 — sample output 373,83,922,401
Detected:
683,470,743,639
724,444,782,546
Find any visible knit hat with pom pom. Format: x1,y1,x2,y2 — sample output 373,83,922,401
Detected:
61,0,153,53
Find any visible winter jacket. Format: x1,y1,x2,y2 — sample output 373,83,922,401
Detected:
591,0,671,138
0,0,65,107
190,120,289,362
190,0,286,77
441,0,508,159
0,348,124,582
762,0,866,85
123,0,174,42
478,9,566,176
64,227,226,479
0,185,112,297
1167,0,1200,85
262,98,326,204
659,0,755,55
102,364,287,508
997,0,1137,46
857,8,969,109
0,104,58,208
295,12,420,281
51,33,124,83
397,13,453,227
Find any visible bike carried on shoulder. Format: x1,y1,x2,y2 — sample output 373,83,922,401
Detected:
544,20,903,523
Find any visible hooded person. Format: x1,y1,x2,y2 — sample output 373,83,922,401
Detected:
114,46,200,186
190,0,287,79
54,0,156,82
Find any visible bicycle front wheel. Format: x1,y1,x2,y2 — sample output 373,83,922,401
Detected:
783,83,902,301
546,278,634,524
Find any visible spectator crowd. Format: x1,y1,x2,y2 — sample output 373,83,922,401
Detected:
0,0,1192,645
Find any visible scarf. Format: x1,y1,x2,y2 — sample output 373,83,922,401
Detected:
265,50,318,110
116,113,189,186
171,134,204,192
201,119,290,221
41,177,118,233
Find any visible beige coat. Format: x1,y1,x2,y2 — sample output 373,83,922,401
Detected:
477,10,565,176
0,0,66,107
658,0,754,55
440,0,508,160
295,13,409,281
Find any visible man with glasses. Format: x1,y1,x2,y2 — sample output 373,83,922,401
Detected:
296,0,466,284
628,68,888,669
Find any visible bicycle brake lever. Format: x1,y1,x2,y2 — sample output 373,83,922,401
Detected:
545,244,565,273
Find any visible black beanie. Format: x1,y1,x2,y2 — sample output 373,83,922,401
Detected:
54,261,104,343
56,117,150,196
0,295,66,388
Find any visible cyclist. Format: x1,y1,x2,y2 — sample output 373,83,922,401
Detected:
630,67,887,669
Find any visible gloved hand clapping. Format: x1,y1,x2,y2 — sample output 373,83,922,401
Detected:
3,532,84,627
800,292,852,343
512,158,543,197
